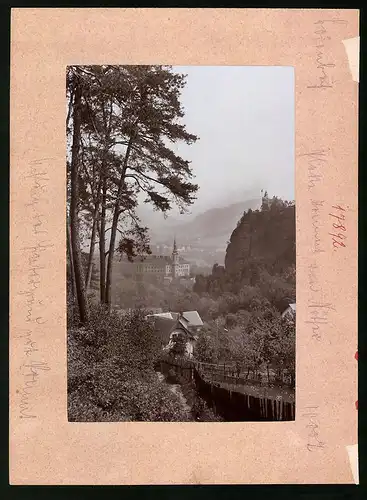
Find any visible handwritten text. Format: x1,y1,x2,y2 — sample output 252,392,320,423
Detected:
16,158,54,419
307,20,347,90
303,406,326,452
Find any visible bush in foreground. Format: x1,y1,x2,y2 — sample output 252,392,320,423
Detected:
67,306,190,422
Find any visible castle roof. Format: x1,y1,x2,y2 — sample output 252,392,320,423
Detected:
137,256,170,267
135,236,190,266
137,255,189,266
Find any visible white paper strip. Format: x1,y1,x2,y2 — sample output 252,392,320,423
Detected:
343,36,360,83
346,444,359,484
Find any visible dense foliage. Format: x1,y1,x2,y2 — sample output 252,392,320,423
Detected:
195,307,295,386
67,64,296,419
104,195,296,388
68,306,191,421
226,196,295,275
191,195,296,384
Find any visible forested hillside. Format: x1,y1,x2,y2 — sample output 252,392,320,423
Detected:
187,194,296,387
225,197,295,276
193,194,295,312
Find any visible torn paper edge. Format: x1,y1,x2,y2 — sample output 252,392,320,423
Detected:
346,444,359,484
342,36,360,83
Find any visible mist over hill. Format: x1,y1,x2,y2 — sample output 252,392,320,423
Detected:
88,196,262,268
138,197,262,250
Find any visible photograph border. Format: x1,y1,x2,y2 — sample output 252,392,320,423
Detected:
9,6,359,486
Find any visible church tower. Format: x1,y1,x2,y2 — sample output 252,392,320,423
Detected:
172,236,179,278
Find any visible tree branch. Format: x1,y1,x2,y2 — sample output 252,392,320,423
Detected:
125,174,150,192
128,167,167,188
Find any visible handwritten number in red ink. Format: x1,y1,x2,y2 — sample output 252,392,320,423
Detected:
329,205,347,249
329,233,346,248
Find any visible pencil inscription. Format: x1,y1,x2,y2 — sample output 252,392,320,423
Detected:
300,149,335,341
307,19,347,90
15,158,54,419
303,406,326,452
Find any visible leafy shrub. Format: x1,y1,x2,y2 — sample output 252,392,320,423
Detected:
68,306,191,422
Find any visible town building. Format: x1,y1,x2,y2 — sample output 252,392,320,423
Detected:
135,237,190,280
146,310,204,358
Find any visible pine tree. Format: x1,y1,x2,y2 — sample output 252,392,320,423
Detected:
66,65,199,316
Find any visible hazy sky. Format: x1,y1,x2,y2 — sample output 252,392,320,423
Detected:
170,65,294,214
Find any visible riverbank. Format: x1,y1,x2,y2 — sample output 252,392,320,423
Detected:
157,370,223,422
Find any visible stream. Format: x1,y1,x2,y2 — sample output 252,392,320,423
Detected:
156,371,191,416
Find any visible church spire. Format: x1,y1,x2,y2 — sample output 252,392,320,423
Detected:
173,235,178,254
172,235,179,278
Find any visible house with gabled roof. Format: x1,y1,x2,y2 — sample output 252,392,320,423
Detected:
147,310,203,358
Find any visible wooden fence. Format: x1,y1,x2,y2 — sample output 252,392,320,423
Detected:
195,360,293,388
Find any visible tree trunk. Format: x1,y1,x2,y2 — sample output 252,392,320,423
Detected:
69,78,89,325
105,134,135,308
85,206,99,291
267,365,270,384
99,176,107,303
96,96,111,305
67,217,76,301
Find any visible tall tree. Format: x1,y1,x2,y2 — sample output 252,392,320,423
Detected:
104,66,199,307
68,69,89,324
67,65,199,312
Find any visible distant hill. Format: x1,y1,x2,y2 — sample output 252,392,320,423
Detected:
148,198,262,249
87,198,263,270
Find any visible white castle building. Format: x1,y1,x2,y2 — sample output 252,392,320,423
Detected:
135,237,190,279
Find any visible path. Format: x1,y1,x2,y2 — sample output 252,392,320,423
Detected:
156,371,191,416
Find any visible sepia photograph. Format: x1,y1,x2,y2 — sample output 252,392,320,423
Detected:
66,65,295,422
